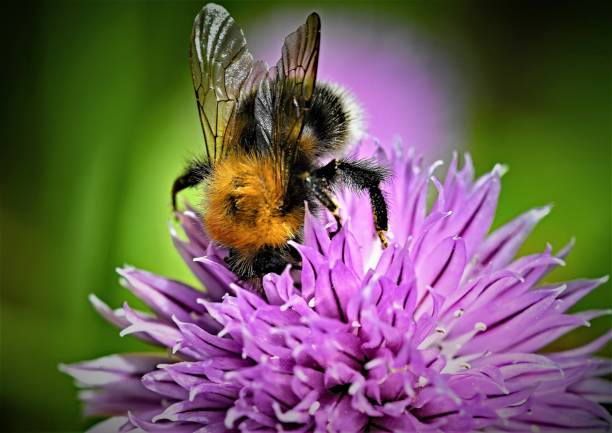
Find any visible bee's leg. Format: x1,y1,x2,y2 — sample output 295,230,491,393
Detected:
365,186,389,248
223,248,239,267
171,158,209,211
312,159,390,247
303,174,343,236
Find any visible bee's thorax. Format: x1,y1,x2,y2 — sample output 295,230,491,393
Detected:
202,154,304,255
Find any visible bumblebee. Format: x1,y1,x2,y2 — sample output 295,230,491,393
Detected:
172,3,389,279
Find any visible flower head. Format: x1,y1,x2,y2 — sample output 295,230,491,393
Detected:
62,137,611,433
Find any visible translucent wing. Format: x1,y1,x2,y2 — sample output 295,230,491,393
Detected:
278,12,321,104
190,4,260,163
255,12,321,169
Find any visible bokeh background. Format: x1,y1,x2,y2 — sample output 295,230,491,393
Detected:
1,1,610,432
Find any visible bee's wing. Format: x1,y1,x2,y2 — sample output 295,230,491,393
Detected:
190,4,263,163
255,13,321,169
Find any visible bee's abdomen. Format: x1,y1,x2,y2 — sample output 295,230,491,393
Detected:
302,82,362,158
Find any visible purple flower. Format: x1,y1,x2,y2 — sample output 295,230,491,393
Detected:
61,137,611,433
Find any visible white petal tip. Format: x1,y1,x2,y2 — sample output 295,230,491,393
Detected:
533,205,552,219
552,258,566,267
308,401,320,415
490,163,509,178
428,160,444,174
474,322,487,332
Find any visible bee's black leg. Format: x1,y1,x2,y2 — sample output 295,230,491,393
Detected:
303,174,343,236
171,159,209,211
366,185,389,248
311,159,390,247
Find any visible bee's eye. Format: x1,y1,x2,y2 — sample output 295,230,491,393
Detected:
226,195,241,215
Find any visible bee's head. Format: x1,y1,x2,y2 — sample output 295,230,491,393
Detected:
225,245,294,279
202,155,304,253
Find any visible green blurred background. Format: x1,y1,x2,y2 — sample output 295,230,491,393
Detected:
1,1,610,432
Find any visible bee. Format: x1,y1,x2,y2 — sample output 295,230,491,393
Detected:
172,3,389,279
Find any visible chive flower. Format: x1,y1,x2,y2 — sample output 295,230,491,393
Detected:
62,137,611,433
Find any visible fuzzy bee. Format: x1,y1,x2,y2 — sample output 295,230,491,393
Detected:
172,3,390,279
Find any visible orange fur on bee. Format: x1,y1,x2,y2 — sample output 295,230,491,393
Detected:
298,132,318,158
202,154,304,256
